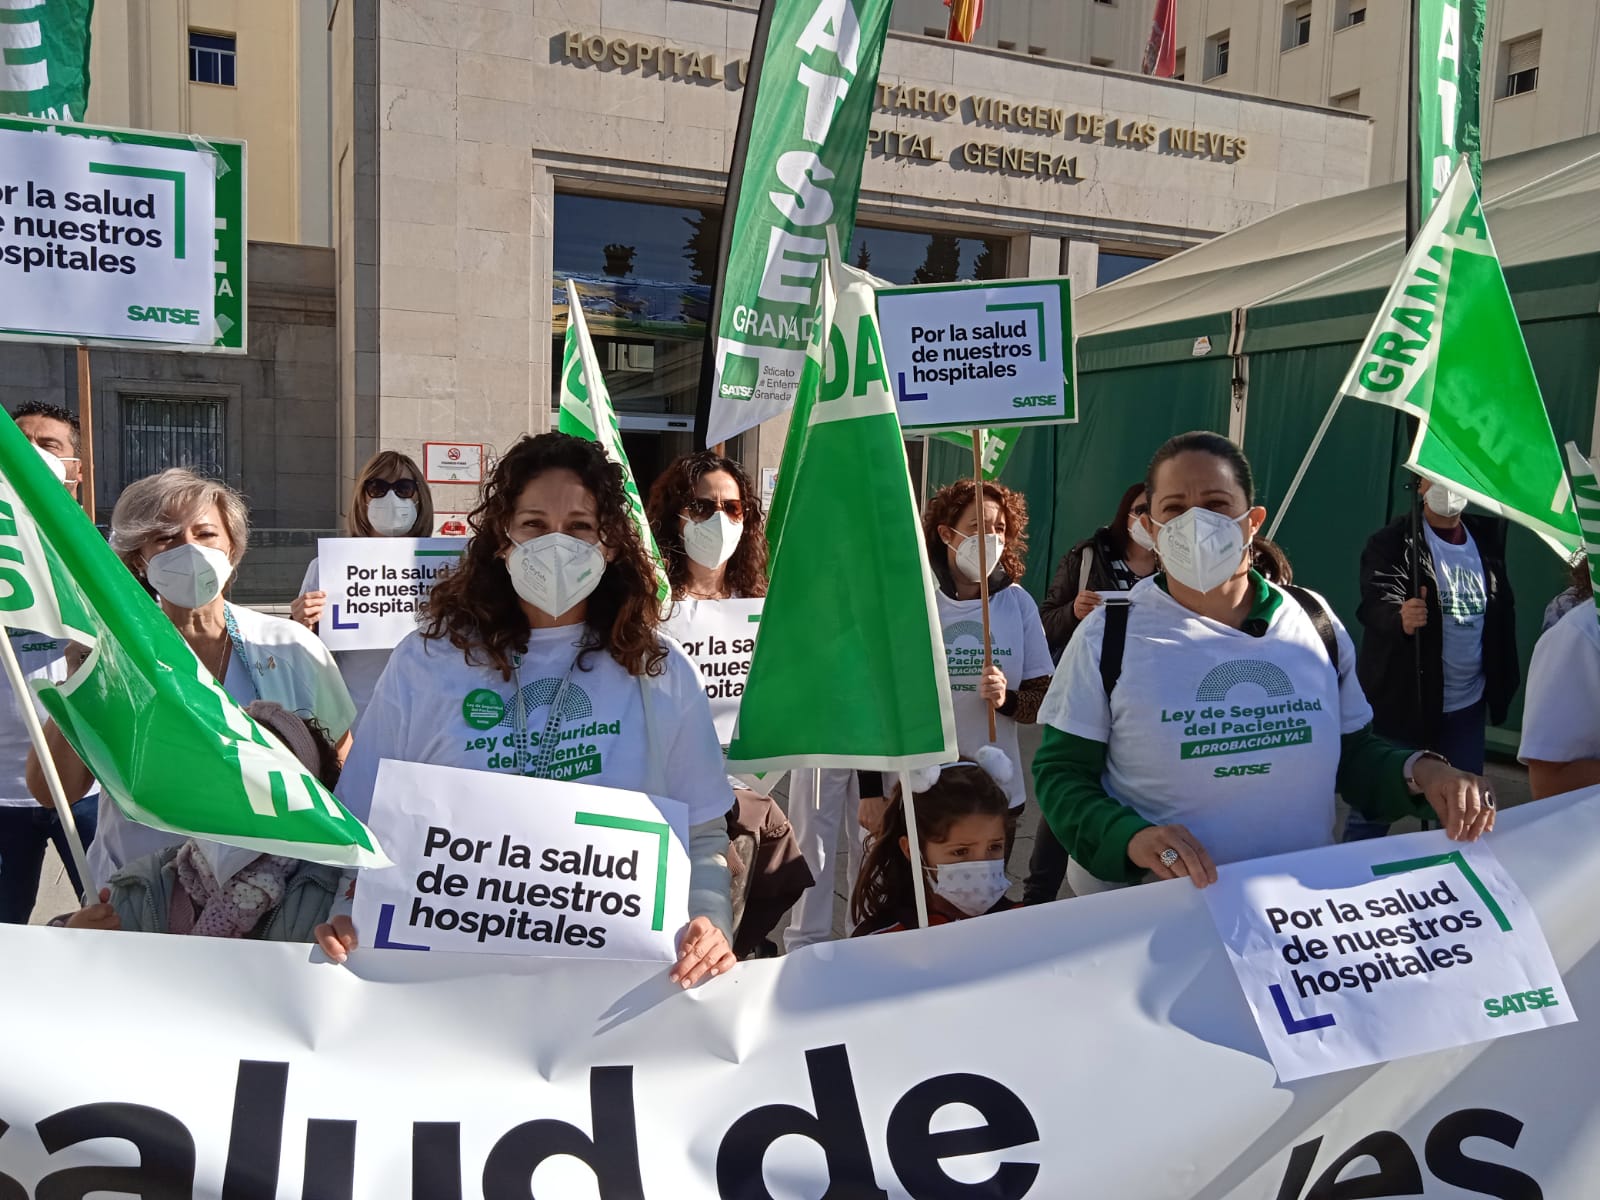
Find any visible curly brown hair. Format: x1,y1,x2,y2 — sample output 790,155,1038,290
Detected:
645,451,768,600
423,433,668,679
922,479,1029,585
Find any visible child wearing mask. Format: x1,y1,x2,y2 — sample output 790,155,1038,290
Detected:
850,748,1018,935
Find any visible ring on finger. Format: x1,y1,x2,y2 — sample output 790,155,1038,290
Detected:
1159,847,1180,868
1483,790,1496,809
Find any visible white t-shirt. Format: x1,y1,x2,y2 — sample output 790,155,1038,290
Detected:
0,629,71,807
340,625,733,828
1039,577,1373,867
300,557,393,724
937,584,1053,806
1425,523,1487,713
1518,603,1600,767
89,603,358,888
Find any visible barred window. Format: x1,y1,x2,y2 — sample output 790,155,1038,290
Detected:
120,395,226,486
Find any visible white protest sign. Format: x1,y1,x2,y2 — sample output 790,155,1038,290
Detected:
876,277,1077,432
317,536,464,652
352,759,690,962
5,786,1600,1197
661,597,763,745
1204,831,1574,1081
0,123,217,345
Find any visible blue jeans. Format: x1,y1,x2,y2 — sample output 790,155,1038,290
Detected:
1343,698,1487,842
0,798,99,923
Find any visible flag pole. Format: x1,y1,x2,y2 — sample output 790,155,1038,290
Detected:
75,345,95,523
0,636,94,905
972,430,996,741
898,770,932,930
1405,0,1427,709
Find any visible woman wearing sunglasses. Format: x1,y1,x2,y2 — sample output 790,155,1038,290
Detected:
646,450,767,603
290,451,435,715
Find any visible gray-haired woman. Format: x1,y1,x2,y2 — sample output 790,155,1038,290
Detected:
26,468,356,887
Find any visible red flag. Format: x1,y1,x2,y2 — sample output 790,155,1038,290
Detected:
1141,0,1177,76
945,0,984,44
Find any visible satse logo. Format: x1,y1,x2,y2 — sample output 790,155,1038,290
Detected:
127,305,200,325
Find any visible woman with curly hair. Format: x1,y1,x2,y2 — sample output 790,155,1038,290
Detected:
913,481,1052,830
321,433,737,986
646,449,767,602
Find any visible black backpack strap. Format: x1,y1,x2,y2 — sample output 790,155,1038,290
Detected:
1284,584,1339,675
1099,601,1130,699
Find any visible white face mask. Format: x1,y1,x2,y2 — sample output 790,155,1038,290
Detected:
1424,484,1470,519
950,530,1005,583
33,443,67,484
928,858,1011,917
367,493,419,536
144,543,234,610
682,512,743,571
1153,507,1251,595
505,532,606,618
1128,515,1157,552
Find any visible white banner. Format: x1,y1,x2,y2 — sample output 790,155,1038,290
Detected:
660,597,763,745
876,277,1077,433
1204,836,1573,1081
0,125,217,344
317,536,465,652
351,761,689,962
4,788,1599,1197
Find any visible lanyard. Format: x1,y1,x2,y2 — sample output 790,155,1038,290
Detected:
509,653,579,778
221,603,256,696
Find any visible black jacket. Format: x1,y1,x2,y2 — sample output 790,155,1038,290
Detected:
1040,528,1141,659
1355,513,1519,748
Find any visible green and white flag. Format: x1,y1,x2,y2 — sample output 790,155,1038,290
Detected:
559,279,669,604
1340,160,1581,554
1415,0,1485,219
0,414,387,868
935,428,1022,480
1564,443,1600,629
0,0,93,123
727,263,956,772
702,0,894,448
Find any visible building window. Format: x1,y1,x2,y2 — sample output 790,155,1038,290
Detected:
1331,89,1361,111
1028,44,1047,56
1501,33,1540,98
1282,2,1312,51
997,39,1017,51
847,226,1008,286
923,26,946,38
188,31,236,87
121,396,226,485
1097,251,1160,287
1336,0,1366,28
1090,56,1114,68
1173,49,1186,80
1205,31,1230,79
1094,0,1115,5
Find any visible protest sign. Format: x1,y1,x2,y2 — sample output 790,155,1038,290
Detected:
0,116,246,351
316,536,464,653
1205,832,1573,1081
877,278,1077,432
352,760,689,962
3,786,1597,1197
661,597,763,745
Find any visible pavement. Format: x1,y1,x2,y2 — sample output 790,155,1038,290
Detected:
29,726,1537,932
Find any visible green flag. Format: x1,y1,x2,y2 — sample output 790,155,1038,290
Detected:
1414,0,1484,219
727,263,956,772
0,415,387,868
1339,160,1580,554
0,0,93,123
1565,443,1600,630
702,0,894,447
934,428,1023,480
558,279,669,604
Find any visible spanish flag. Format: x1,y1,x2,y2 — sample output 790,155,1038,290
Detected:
945,0,984,44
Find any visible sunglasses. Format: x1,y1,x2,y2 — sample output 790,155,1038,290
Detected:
682,497,744,523
364,477,420,501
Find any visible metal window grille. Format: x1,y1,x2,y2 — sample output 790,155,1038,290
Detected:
120,396,226,485
189,32,236,86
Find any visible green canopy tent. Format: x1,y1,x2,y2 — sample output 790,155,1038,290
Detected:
929,133,1600,745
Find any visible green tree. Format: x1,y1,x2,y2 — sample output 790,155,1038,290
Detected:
912,234,962,284
682,209,721,284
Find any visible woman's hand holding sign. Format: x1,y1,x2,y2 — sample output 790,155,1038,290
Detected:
671,916,736,988
1412,756,1496,841
1129,824,1219,888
